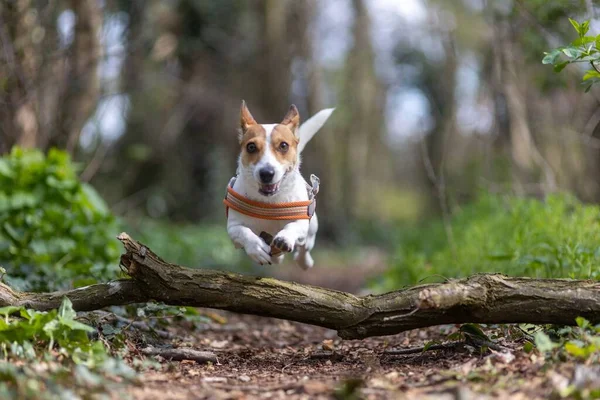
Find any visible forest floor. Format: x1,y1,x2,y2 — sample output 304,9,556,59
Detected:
117,251,580,400
125,314,562,400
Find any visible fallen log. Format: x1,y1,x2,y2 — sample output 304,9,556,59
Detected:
0,232,598,339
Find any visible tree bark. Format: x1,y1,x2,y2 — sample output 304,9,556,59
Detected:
0,233,598,340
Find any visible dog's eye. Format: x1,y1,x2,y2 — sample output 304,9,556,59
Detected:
279,142,289,152
246,142,257,153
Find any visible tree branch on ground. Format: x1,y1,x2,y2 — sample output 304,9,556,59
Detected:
0,233,598,340
141,347,217,364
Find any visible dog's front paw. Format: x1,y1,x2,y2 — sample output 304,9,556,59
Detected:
273,232,295,253
245,240,272,265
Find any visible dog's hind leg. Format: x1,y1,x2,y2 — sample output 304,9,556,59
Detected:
294,247,313,270
294,214,318,270
271,253,285,264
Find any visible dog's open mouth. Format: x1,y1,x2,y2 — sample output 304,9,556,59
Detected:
259,182,281,196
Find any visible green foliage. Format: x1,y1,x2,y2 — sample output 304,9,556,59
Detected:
543,18,600,91
0,298,100,363
379,194,600,290
534,317,600,398
0,297,134,399
0,147,120,291
124,219,251,272
133,302,211,327
334,378,364,400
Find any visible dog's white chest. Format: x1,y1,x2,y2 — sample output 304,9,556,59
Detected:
228,172,310,237
232,213,289,237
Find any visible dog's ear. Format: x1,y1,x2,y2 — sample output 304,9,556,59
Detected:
281,104,300,136
240,100,257,133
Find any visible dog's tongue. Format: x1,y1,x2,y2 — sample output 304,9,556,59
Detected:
260,183,279,195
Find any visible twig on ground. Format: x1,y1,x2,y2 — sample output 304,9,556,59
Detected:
384,342,461,355
141,347,217,364
310,351,344,361
385,337,508,356
210,383,301,392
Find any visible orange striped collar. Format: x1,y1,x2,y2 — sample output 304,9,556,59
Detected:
224,175,319,221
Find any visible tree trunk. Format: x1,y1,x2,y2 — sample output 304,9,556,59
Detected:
61,0,102,154
340,0,386,222
498,18,556,194
0,233,598,340
0,1,102,154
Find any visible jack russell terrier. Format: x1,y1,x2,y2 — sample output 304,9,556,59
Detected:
224,101,334,269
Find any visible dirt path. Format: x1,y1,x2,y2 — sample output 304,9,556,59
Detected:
125,313,554,399
118,254,562,399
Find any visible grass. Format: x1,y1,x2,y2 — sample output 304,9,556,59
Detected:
376,193,600,291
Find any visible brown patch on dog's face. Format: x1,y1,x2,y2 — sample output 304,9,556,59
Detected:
270,124,299,167
240,124,266,166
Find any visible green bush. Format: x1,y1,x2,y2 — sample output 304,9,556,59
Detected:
378,193,600,291
0,147,120,291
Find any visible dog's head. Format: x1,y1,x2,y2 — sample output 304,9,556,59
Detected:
237,101,300,196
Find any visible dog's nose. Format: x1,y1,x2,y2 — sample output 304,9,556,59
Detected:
259,166,275,183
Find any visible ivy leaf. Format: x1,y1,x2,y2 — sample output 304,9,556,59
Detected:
0,306,21,320
576,316,591,329
423,340,440,352
460,323,489,340
534,331,559,353
60,318,95,333
58,297,77,321
43,319,59,348
564,341,586,358
57,297,94,334
564,341,597,359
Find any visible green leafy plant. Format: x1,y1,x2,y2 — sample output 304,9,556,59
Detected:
0,297,103,364
378,193,600,291
123,218,263,275
543,18,600,91
0,147,120,291
533,317,600,399
534,317,600,362
0,297,135,399
134,302,211,328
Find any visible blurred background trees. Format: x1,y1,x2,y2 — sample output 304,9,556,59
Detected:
1,0,598,245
